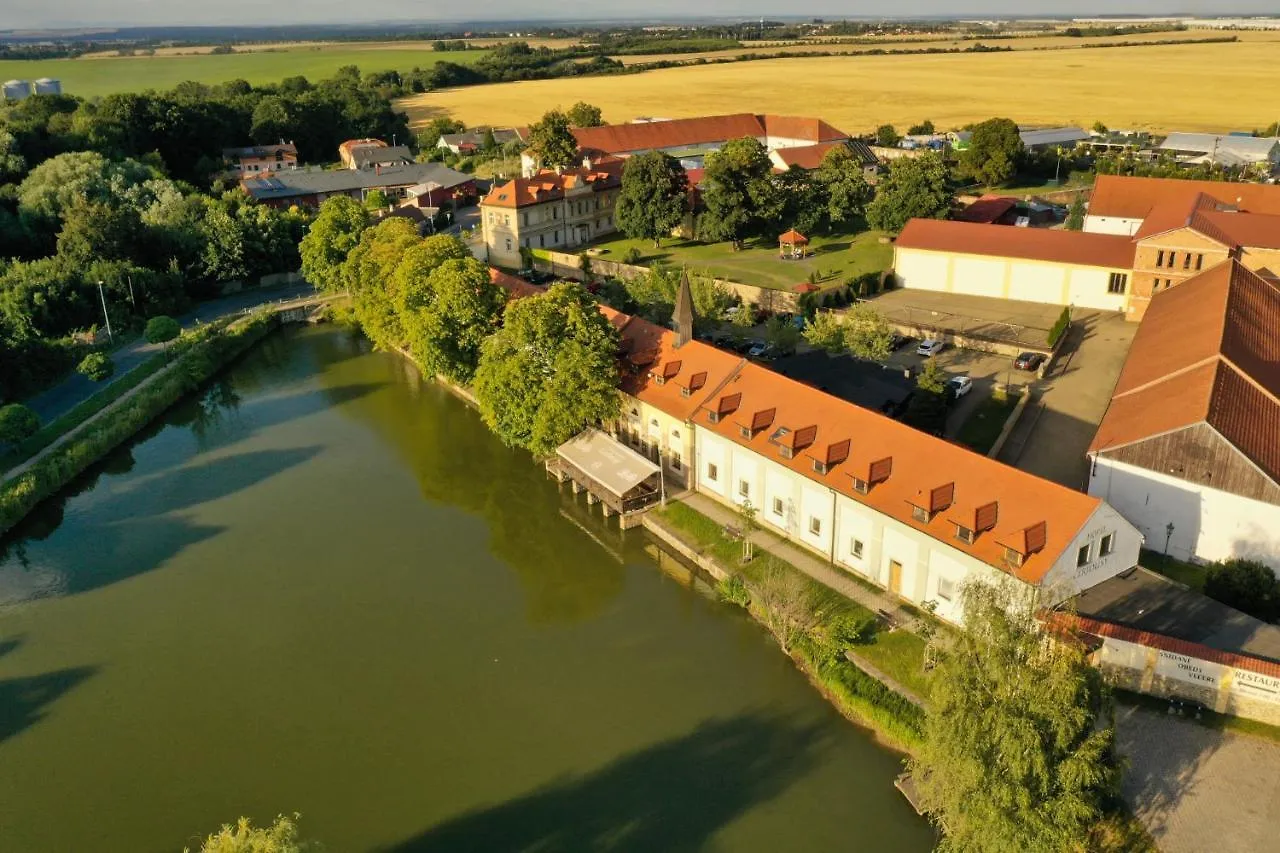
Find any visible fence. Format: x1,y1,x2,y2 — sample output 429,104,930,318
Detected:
1064,614,1280,726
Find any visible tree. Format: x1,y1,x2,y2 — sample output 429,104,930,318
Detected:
0,403,40,444
803,310,846,353
481,127,498,152
566,101,604,128
392,234,472,315
1092,121,1109,135
526,109,578,171
363,189,390,211
875,124,901,147
765,315,800,356
1065,196,1086,231
1204,559,1280,622
473,281,621,457
697,137,782,250
777,167,827,236
343,217,422,350
402,257,506,384
17,151,155,225
300,196,370,292
0,129,28,182
749,564,817,654
963,117,1025,187
186,813,311,853
904,358,949,435
615,152,689,247
910,581,1118,853
907,120,936,136
145,314,181,352
842,304,894,362
76,351,114,382
866,153,954,233
737,498,760,562
818,145,874,228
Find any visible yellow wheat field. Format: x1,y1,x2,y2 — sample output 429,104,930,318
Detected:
399,40,1280,135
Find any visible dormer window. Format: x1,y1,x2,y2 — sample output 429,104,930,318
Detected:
813,459,828,475
708,412,720,424
680,386,691,398
912,506,929,524
739,425,752,440
955,525,975,544
1003,547,1025,567
653,374,665,385
852,478,868,494
779,446,793,459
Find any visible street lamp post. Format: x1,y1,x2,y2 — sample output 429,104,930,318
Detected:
97,279,113,343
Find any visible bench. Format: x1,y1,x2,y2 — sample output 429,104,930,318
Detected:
876,608,900,631
722,524,744,540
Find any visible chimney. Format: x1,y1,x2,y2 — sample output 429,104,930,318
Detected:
674,269,696,348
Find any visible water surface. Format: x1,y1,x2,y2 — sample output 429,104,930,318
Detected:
0,326,934,852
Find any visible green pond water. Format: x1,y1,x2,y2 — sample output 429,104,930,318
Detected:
0,325,934,852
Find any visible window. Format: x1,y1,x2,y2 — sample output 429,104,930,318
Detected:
912,505,929,524
852,478,869,494
955,525,975,544
1108,272,1128,294
1183,253,1192,270
1195,253,1204,271
555,230,561,243
812,459,828,475
505,239,512,252
706,463,718,482
850,538,864,559
1077,544,1091,567
1100,533,1114,557
1156,250,1165,267
937,577,956,602
739,425,752,440
681,387,691,398
772,497,784,516
649,418,660,432
809,517,822,536
671,452,682,471
521,213,527,227
1004,547,1024,567
539,235,545,248
779,446,794,459
553,207,559,219
738,480,750,498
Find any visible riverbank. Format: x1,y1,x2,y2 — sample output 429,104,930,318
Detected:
0,311,277,536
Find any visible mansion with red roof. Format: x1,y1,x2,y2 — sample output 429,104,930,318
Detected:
892,175,1280,321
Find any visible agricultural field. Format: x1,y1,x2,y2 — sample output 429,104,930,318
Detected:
0,43,488,97
401,39,1280,135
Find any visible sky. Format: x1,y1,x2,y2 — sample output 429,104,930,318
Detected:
4,2,1273,31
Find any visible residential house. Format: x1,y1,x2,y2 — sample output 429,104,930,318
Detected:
349,145,412,170
437,128,525,155
892,218,1137,313
521,113,849,176
1157,133,1280,173
480,157,624,268
241,163,474,209
222,143,298,174
338,138,388,169
768,139,879,181
1084,174,1280,236
1088,261,1280,569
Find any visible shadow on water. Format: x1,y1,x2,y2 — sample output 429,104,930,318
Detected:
379,711,827,853
0,446,324,604
0,664,98,746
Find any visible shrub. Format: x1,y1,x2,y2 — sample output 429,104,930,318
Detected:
718,574,751,608
76,352,115,382
1204,558,1279,622
0,404,40,444
622,246,643,265
809,612,877,666
145,315,181,346
1048,306,1071,347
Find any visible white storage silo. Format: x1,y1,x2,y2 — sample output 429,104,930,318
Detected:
33,78,61,96
2,79,31,101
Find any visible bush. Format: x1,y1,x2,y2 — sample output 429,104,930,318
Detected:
76,352,115,382
0,404,40,444
1204,559,1279,622
622,247,643,265
809,612,877,666
718,574,751,608
1048,306,1071,347
145,315,182,346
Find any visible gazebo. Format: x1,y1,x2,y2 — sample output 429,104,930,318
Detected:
778,229,809,260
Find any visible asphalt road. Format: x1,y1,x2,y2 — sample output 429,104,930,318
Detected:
24,281,317,425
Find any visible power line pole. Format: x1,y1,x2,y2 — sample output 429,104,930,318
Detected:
97,279,113,342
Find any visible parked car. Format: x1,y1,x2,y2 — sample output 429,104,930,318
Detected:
916,339,945,357
888,332,911,351
747,342,770,360
1014,352,1046,371
946,376,973,399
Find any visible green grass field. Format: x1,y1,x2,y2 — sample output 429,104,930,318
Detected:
1140,548,1208,591
0,46,487,98
588,228,893,291
956,392,1019,455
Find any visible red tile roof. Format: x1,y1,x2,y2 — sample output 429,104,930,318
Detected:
610,313,747,422
688,360,1102,584
1090,261,1280,485
895,218,1136,269
569,113,847,156
771,141,843,170
1089,175,1280,221
1056,614,1280,679
481,162,623,209
489,268,545,300
955,195,1018,224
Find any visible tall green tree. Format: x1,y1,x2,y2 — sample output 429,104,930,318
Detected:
566,101,605,128
910,581,1118,853
526,109,579,171
818,145,874,228
697,137,781,250
392,234,473,314
343,217,421,349
299,196,370,292
842,303,894,362
875,124,901,147
904,358,949,435
802,310,846,353
963,117,1025,187
777,167,827,236
615,152,689,247
1065,196,1086,231
473,281,621,457
402,257,506,384
0,403,40,444
622,266,732,328
866,153,954,233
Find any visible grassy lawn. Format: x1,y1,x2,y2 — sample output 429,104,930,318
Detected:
656,501,931,697
0,46,486,98
586,227,893,291
955,392,1019,455
1140,548,1208,591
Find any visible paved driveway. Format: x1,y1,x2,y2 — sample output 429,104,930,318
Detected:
24,282,317,425
1116,702,1280,853
883,344,1035,440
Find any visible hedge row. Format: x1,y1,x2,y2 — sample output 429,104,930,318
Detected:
0,313,277,536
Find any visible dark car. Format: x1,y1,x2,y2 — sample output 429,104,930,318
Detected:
1014,352,1046,371
888,332,912,351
